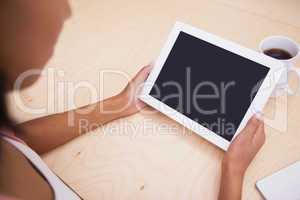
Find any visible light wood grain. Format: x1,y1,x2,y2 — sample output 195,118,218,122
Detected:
7,0,300,199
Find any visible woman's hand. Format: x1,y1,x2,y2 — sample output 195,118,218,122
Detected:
218,115,265,200
116,65,152,117
223,115,265,176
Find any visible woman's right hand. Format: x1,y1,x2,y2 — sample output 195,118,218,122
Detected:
218,115,265,200
223,115,265,176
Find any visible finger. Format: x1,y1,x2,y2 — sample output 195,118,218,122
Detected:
132,65,153,85
242,116,261,138
252,122,265,149
127,65,153,100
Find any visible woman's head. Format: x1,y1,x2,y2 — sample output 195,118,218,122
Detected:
0,0,71,89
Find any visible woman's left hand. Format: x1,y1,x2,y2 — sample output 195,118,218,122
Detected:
117,65,153,116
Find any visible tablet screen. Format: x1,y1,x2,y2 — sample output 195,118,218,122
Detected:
149,32,269,141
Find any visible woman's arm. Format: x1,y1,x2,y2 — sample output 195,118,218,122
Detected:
17,65,152,154
218,116,265,200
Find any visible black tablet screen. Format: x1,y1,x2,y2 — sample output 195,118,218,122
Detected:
149,32,269,141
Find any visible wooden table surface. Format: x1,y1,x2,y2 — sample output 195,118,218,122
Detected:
7,0,300,199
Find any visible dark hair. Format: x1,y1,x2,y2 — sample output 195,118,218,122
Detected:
0,71,15,130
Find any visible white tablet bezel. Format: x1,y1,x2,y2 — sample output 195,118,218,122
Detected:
139,22,285,150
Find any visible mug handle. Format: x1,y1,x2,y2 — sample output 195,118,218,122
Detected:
290,66,300,75
286,68,299,95
287,44,300,95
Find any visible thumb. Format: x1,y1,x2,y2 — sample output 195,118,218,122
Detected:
241,115,261,139
131,65,153,85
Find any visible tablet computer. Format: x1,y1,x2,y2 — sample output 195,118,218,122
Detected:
139,22,284,150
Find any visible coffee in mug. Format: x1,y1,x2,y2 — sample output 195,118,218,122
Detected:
263,48,293,60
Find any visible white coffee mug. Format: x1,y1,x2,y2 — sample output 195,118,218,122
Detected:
259,36,300,96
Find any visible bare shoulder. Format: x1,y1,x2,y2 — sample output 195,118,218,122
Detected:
0,138,54,200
